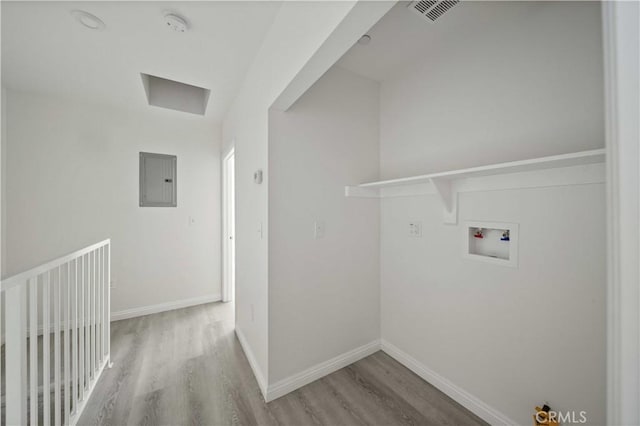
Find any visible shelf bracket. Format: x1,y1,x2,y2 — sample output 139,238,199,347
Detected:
430,178,458,224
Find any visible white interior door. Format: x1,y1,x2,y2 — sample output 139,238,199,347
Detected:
223,148,235,303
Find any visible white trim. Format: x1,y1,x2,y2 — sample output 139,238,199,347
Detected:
111,294,221,321
348,163,604,224
347,163,605,199
265,339,381,402
381,340,517,426
1,239,110,290
271,1,394,112
222,147,235,303
235,326,268,398
602,2,640,425
358,149,604,189
262,338,516,424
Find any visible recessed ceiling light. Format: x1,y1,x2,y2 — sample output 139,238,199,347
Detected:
71,10,105,31
164,13,189,33
357,34,372,45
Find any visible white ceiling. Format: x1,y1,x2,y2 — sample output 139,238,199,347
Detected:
337,1,550,82
2,1,283,122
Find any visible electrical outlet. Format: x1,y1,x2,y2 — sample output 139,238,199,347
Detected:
409,221,422,238
314,221,325,239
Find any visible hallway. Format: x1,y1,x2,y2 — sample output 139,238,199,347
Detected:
78,303,484,425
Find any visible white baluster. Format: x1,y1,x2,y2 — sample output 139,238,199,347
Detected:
79,256,85,402
98,247,102,364
55,268,61,426
92,249,96,376
103,246,107,362
43,272,51,426
29,277,39,426
107,243,111,363
64,263,71,425
5,283,27,426
1,278,3,425
72,258,79,413
102,246,106,362
0,240,111,426
84,254,90,390
89,250,93,374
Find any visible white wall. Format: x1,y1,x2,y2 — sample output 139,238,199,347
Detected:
268,66,380,383
380,1,604,179
222,0,394,394
378,2,605,425
222,0,362,390
3,90,222,314
381,187,605,425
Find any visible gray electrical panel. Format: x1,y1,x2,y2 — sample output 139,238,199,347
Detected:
139,152,177,207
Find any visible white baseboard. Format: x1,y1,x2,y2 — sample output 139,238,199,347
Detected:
266,339,381,402
381,339,518,426
111,294,221,321
235,326,268,398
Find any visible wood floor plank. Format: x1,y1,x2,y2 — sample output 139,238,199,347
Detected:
74,303,487,426
322,366,423,426
358,353,485,426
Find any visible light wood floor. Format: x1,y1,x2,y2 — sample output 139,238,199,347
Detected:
79,302,486,426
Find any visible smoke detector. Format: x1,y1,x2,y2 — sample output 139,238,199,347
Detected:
164,13,189,33
407,0,460,22
70,10,105,31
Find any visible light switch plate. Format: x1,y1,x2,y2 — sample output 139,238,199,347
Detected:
314,221,325,239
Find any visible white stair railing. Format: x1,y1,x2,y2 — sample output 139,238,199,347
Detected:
1,239,111,426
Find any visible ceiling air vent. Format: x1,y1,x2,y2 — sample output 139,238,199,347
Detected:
408,0,460,22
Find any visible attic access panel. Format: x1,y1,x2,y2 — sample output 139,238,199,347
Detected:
140,152,177,207
141,73,211,115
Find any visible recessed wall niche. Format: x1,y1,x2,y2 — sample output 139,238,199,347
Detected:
464,221,519,267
